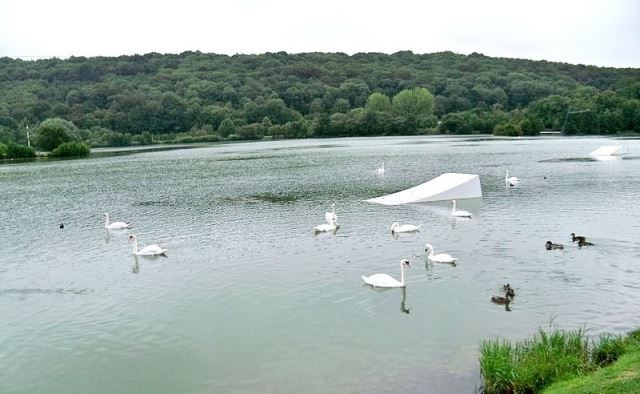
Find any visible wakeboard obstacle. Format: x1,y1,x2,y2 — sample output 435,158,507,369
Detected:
367,173,482,206
589,145,622,156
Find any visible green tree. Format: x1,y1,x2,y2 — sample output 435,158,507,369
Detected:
392,87,435,119
35,118,79,151
218,118,236,138
366,92,392,113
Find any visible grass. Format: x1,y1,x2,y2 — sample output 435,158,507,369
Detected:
479,327,640,393
543,344,640,393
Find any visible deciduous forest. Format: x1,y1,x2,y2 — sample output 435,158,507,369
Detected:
1,51,639,150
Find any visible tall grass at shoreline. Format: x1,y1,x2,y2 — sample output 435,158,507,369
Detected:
480,325,636,393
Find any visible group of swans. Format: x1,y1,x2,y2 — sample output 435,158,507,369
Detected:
314,204,340,233
104,212,166,256
362,243,458,288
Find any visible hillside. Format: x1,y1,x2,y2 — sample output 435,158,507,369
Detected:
0,51,638,146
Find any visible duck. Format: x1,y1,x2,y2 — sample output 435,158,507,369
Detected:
545,241,564,250
425,243,458,264
314,218,339,233
502,284,515,298
505,170,519,187
104,213,132,230
578,239,594,247
361,259,411,288
450,199,472,218
128,234,167,256
59,223,64,229
491,293,511,305
325,203,338,224
391,222,421,234
570,233,586,243
377,162,385,174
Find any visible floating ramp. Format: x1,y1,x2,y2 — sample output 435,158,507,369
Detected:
367,173,482,205
590,145,622,156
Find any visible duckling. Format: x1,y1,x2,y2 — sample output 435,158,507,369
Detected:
546,241,564,250
570,233,586,243
578,239,594,247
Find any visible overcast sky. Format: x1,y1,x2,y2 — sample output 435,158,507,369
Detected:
0,0,638,67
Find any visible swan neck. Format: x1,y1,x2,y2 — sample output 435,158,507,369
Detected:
400,261,405,285
104,214,110,226
452,200,456,213
132,238,138,254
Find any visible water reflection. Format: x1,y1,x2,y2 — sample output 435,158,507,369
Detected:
131,254,168,274
400,287,411,314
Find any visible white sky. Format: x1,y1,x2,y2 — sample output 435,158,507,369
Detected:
0,0,638,67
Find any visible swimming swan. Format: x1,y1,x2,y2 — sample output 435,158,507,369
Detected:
377,162,385,174
425,243,458,264
450,200,472,218
315,218,339,233
361,259,411,288
325,204,338,224
128,234,167,256
505,170,519,187
104,213,132,230
391,222,421,233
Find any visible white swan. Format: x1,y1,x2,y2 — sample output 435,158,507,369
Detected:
425,243,458,264
104,213,132,230
362,259,411,288
505,170,519,187
450,199,472,218
377,162,385,174
314,218,339,233
128,234,167,256
391,222,421,233
325,203,338,224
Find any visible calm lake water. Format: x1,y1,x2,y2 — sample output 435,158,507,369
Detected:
1,136,639,393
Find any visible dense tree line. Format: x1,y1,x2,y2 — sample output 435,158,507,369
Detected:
0,51,639,148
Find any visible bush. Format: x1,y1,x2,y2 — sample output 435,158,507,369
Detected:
50,141,90,157
5,143,36,159
592,334,626,367
0,143,7,158
494,121,522,136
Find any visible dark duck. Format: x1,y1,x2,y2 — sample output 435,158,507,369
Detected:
545,241,564,250
570,233,586,243
578,239,594,247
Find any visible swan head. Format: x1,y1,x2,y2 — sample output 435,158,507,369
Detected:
424,243,434,252
390,222,399,232
128,234,136,242
401,259,411,267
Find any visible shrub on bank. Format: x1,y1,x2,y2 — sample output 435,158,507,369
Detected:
5,143,36,159
50,142,91,157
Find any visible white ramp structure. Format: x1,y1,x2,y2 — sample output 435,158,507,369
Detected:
367,173,482,206
590,145,622,156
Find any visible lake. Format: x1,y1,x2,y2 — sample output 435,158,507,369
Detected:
1,136,639,393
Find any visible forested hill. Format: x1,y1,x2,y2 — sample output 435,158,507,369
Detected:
1,51,639,146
